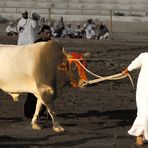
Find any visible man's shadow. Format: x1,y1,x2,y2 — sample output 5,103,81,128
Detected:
58,109,136,128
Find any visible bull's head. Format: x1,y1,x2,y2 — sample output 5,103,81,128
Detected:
68,60,88,88
58,48,89,88
57,58,88,88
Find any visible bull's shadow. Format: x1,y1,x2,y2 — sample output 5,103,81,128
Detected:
0,117,22,123
0,134,52,147
58,109,137,128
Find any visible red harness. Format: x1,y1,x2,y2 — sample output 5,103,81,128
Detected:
68,52,88,87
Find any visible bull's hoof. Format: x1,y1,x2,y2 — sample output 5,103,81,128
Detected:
53,125,64,132
32,123,41,130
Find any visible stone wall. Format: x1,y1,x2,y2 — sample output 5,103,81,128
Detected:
0,0,148,22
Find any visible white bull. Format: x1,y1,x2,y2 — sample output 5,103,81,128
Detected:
0,40,69,132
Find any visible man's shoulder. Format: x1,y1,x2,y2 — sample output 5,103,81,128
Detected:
34,38,43,43
34,38,51,43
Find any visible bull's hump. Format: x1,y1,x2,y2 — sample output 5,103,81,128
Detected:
23,40,61,51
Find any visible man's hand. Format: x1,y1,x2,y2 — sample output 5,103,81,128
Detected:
19,27,24,32
122,68,129,75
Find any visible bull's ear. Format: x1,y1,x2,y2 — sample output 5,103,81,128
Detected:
58,63,67,71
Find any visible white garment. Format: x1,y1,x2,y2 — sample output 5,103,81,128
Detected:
6,25,17,33
84,23,95,39
63,26,74,37
127,52,148,140
50,27,55,36
99,32,109,40
85,29,95,39
17,18,37,45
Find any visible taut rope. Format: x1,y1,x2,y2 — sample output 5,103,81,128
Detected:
68,59,134,87
68,59,103,78
85,73,134,87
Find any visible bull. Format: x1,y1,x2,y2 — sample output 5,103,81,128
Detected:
0,40,87,132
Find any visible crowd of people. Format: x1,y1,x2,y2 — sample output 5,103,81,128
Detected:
5,10,109,45
52,17,109,40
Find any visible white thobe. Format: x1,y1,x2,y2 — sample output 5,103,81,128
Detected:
6,25,17,33
17,18,36,45
127,52,148,140
84,23,95,39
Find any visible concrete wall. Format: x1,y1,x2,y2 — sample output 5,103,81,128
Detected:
0,0,148,22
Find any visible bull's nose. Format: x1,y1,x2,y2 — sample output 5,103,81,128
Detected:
78,80,88,88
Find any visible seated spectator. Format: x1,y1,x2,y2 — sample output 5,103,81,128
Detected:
62,22,74,38
49,21,55,37
6,22,17,36
74,23,84,38
39,17,48,28
35,24,51,43
96,23,109,40
83,19,95,39
54,16,65,37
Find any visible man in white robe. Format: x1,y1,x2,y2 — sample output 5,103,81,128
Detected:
17,11,37,45
122,52,148,146
83,19,95,39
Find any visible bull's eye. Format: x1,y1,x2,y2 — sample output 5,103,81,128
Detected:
58,63,67,71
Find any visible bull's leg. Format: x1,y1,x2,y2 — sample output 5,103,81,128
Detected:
31,84,54,130
31,98,42,130
42,97,64,132
38,84,64,132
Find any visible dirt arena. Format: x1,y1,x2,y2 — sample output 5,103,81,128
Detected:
0,28,148,148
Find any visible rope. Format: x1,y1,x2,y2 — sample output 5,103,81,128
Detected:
127,73,134,87
68,59,103,78
83,73,134,88
68,58,134,88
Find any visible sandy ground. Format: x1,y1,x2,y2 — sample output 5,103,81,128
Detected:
0,27,148,148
